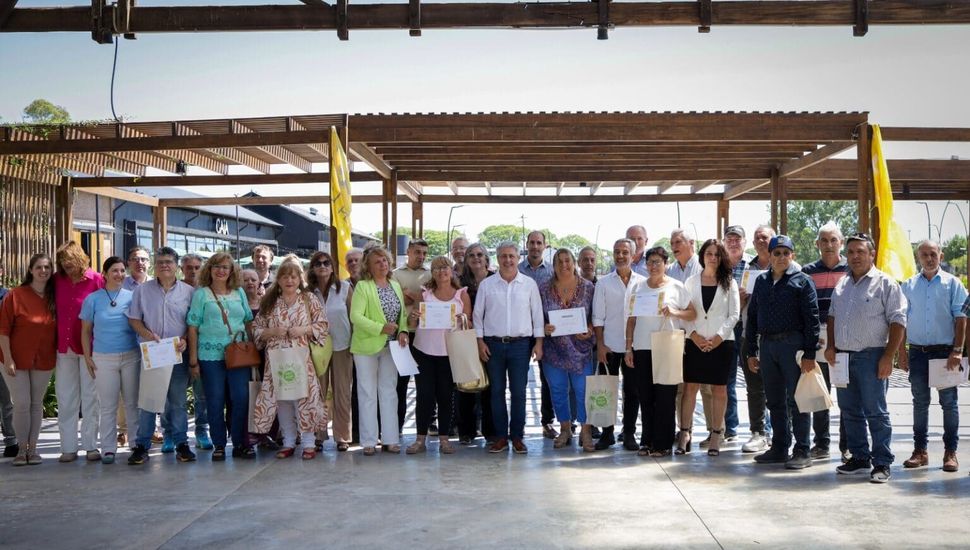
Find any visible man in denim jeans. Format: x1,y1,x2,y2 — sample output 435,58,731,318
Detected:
898,240,966,473
826,233,906,484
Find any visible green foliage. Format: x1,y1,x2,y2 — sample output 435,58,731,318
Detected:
43,376,57,418
554,233,592,253
780,200,857,260
22,99,71,125
652,237,671,254
942,235,967,262
374,227,450,258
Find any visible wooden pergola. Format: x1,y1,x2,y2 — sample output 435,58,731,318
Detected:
3,1,970,42
2,111,969,264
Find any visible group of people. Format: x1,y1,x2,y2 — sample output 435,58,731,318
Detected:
0,222,967,485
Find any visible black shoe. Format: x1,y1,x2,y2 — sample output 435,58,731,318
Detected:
3,444,20,458
127,445,150,465
591,426,602,439
428,423,439,436
785,450,812,469
594,433,616,451
617,431,624,443
836,457,872,475
459,436,474,445
623,438,640,451
810,446,831,460
870,465,892,483
175,443,197,463
212,445,226,462
232,446,257,459
754,449,789,464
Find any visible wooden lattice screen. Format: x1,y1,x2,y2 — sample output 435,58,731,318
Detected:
0,175,58,286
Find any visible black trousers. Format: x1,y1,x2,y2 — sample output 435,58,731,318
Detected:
815,361,848,452
739,336,769,434
633,350,677,451
457,387,494,440
599,351,640,439
412,348,455,436
532,338,555,425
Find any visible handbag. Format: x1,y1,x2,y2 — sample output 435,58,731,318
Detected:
303,295,333,377
212,289,261,370
448,314,489,393
268,345,310,401
794,364,833,413
585,361,619,428
650,315,685,385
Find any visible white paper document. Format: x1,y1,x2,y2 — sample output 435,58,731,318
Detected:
138,365,174,413
548,307,588,337
831,352,850,388
741,270,767,293
389,341,420,376
140,337,181,370
929,357,969,390
629,289,663,317
419,301,456,330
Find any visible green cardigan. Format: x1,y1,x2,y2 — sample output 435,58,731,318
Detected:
349,278,409,356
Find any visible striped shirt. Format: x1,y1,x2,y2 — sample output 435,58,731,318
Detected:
829,266,907,352
802,257,849,321
666,254,702,284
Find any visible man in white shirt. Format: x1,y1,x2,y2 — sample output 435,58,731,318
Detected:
592,238,645,451
475,241,544,455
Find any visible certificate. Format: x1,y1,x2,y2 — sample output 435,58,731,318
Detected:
741,270,766,293
629,290,663,317
419,301,456,330
389,341,420,376
548,307,588,337
831,352,850,388
928,357,969,390
140,337,181,370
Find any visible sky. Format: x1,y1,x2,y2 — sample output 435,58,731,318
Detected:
3,2,970,251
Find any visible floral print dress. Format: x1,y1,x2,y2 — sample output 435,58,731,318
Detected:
252,294,330,434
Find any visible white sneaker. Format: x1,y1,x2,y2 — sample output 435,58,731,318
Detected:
742,432,768,453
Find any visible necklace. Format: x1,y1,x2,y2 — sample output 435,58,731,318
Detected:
104,287,121,307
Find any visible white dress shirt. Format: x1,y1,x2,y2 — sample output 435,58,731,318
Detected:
592,270,645,352
628,278,691,350
473,272,544,338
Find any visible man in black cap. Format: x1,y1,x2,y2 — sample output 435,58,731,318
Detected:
745,235,820,470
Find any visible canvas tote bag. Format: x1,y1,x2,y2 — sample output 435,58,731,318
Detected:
585,361,619,427
650,316,685,385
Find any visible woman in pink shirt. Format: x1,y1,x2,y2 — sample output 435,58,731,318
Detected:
405,256,472,455
53,241,105,463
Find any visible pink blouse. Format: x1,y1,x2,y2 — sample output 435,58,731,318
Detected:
414,287,466,357
54,269,105,354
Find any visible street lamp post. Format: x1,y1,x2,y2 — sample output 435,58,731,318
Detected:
916,201,932,240
446,205,464,247
448,224,465,246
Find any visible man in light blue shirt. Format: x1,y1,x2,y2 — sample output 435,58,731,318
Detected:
898,240,967,473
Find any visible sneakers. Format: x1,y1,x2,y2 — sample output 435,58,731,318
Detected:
870,465,891,483
195,432,214,450
12,451,28,467
512,439,528,454
943,450,959,473
742,433,768,453
27,449,42,465
161,437,175,454
785,450,812,470
754,449,789,464
836,457,871,475
840,449,853,464
58,452,78,463
810,446,831,460
128,445,150,465
101,452,116,465
902,449,928,469
176,443,197,463
85,450,101,462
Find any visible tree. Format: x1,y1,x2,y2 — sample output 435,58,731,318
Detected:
942,235,967,262
374,228,450,258
22,99,71,125
779,200,857,260
476,224,522,250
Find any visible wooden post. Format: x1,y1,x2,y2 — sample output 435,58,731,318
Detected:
56,175,74,245
857,124,872,234
716,199,729,239
416,200,424,239
381,178,390,248
151,205,167,251
390,169,399,264
769,167,780,232
779,173,789,235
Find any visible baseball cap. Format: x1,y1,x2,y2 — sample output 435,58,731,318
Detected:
769,235,795,252
725,225,745,239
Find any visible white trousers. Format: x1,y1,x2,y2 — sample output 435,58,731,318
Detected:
354,346,399,447
92,350,141,454
56,352,100,453
277,401,315,449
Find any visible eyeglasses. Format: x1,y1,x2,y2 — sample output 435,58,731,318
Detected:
467,252,485,258
432,266,451,273
212,265,233,271
312,260,332,268
156,260,175,266
646,259,665,267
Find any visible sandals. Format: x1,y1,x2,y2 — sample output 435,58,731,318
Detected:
362,446,377,456
637,446,652,457
276,447,295,459
337,442,350,452
406,440,427,455
382,444,401,454
553,432,572,449
440,439,456,455
675,429,693,455
708,429,723,457
232,446,257,459
212,446,226,462
302,448,317,460
650,449,673,458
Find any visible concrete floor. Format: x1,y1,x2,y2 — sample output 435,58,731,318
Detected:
1,370,968,550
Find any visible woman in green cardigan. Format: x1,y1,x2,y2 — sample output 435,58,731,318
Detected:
350,246,409,456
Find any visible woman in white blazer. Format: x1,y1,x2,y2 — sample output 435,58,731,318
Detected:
679,239,740,456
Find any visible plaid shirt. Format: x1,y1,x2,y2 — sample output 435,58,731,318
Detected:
963,293,970,317
732,255,750,285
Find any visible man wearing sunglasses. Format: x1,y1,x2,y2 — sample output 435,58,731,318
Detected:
746,235,820,470
825,233,906,483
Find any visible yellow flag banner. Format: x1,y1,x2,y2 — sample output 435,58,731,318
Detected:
871,124,917,281
330,127,353,280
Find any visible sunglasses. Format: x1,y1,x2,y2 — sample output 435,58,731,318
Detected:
312,260,332,268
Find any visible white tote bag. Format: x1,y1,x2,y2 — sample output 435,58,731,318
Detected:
650,316,685,385
795,365,833,413
446,314,486,384
268,346,310,401
585,362,619,427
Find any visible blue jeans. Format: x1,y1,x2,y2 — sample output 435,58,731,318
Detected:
543,358,594,424
724,324,742,435
759,333,811,454
160,371,208,437
136,362,190,448
199,359,251,449
485,337,531,440
836,347,894,467
908,347,959,451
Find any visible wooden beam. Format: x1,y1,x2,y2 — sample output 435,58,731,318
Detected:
396,179,419,203
174,122,271,174
81,186,159,207
792,159,970,182
286,118,329,160
484,181,492,196
722,178,770,200
152,205,168,252
770,168,779,231
589,182,603,196
0,0,18,28
447,181,459,195
157,195,390,207
624,181,641,195
716,199,729,238
118,123,230,175
391,170,399,261
857,124,871,234
417,193,727,204
400,168,770,183
56,175,74,244
690,181,719,194
779,172,788,234
72,171,381,188
375,144,819,154
879,127,970,142
657,181,680,194
232,121,312,172
349,141,393,179
5,2,968,34
778,141,854,177
0,129,329,155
